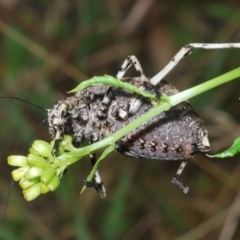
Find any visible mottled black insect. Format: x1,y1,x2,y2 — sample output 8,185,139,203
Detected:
2,42,240,219
47,55,210,197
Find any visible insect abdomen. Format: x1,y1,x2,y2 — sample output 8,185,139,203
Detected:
48,78,210,160
85,78,210,160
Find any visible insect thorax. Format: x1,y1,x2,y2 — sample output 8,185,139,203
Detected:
47,78,210,160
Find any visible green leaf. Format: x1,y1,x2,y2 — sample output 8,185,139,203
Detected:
208,136,240,158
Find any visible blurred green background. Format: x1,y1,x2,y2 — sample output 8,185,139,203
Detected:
1,1,240,239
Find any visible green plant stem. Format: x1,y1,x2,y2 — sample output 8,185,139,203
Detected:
80,145,115,194
53,66,240,168
69,75,157,100
170,67,240,104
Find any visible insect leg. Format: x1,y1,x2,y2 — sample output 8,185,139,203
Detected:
85,56,150,196
83,138,106,198
99,55,147,119
171,160,192,195
116,56,150,115
116,55,147,80
83,153,106,198
150,43,240,86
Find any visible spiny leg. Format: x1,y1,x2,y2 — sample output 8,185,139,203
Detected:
84,56,144,196
150,43,240,86
96,56,144,118
86,153,106,198
171,160,192,195
116,55,147,81
97,55,149,119
117,55,153,115
83,138,107,198
84,56,148,197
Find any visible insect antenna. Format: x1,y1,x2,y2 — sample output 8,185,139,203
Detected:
0,96,46,112
0,180,14,222
0,97,47,221
21,119,47,153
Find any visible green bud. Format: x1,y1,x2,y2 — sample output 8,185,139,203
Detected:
19,178,40,189
64,135,73,142
31,140,53,158
29,147,39,156
23,182,41,201
47,175,60,191
12,167,29,181
24,167,42,180
40,183,49,194
27,154,47,168
8,155,27,167
59,135,74,151
41,166,56,184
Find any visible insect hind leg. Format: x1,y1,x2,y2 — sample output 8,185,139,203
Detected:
150,43,240,86
171,160,192,195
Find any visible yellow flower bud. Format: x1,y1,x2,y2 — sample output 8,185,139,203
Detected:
31,140,53,158
47,175,60,191
29,147,39,156
8,155,27,167
27,154,47,168
23,182,41,201
24,167,42,180
11,167,29,181
41,166,56,184
40,183,49,194
19,178,40,189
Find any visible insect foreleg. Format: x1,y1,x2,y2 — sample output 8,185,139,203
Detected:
84,56,148,196
116,55,147,81
85,153,106,198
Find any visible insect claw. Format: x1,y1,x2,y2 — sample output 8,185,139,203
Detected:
83,177,107,198
171,175,193,196
83,178,94,188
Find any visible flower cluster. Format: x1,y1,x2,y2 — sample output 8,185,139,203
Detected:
8,136,74,201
